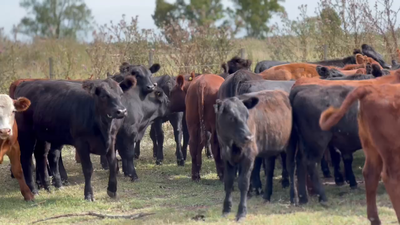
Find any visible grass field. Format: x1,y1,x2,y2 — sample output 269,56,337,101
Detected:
0,131,398,225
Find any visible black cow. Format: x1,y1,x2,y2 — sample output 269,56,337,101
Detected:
253,61,288,73
215,90,295,221
361,44,391,69
15,77,136,200
290,83,367,204
217,70,292,194
318,64,384,80
134,74,186,166
113,83,169,181
220,56,252,78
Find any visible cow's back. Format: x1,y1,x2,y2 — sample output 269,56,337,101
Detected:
243,90,292,155
15,80,95,145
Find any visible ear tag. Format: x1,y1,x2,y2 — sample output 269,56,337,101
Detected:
189,77,193,81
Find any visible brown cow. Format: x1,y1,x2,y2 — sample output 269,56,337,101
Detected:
319,83,400,225
293,69,400,88
0,94,33,201
342,54,381,70
174,74,225,180
215,90,294,221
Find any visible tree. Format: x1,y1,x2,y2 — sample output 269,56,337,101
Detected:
18,0,93,39
231,0,285,39
152,0,226,28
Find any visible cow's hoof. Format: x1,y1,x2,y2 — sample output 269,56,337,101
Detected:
107,190,117,198
323,173,332,178
177,160,185,167
281,179,290,189
134,155,140,160
131,176,139,182
299,196,308,205
236,214,246,222
192,175,201,181
62,180,70,186
350,184,358,190
23,192,35,201
31,189,39,195
207,155,213,159
155,160,163,166
335,180,345,186
84,195,95,202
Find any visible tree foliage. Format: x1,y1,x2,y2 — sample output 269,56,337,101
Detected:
18,0,93,39
153,0,225,28
230,0,285,38
153,0,285,38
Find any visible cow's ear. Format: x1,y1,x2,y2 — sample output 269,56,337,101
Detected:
82,81,96,95
14,97,31,112
242,97,259,110
214,99,222,113
176,75,184,89
355,54,364,64
221,63,228,73
120,76,137,92
149,63,161,74
246,59,252,68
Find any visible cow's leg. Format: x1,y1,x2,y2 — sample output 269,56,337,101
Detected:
362,147,382,225
211,130,224,181
134,139,141,160
58,153,69,186
189,128,203,181
381,160,400,223
149,124,158,159
153,120,164,165
34,140,51,192
205,131,212,159
249,157,263,196
106,143,118,198
100,155,109,170
170,113,184,166
222,160,235,217
280,152,289,188
286,130,298,204
320,154,332,178
75,150,81,163
77,145,94,201
118,139,139,181
8,142,34,201
342,153,357,189
307,160,328,203
329,145,345,186
296,138,308,204
263,155,276,202
47,143,63,188
182,115,189,161
236,157,253,221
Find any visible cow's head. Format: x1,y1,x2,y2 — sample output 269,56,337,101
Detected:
82,77,136,120
317,66,345,79
128,64,160,94
146,86,170,119
226,56,252,74
0,95,30,139
361,44,391,69
214,96,258,148
169,73,195,113
155,75,175,98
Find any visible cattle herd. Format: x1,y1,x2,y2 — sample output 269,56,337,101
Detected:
1,43,400,224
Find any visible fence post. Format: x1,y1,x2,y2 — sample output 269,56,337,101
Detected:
148,49,154,67
323,44,328,61
49,57,54,79
240,48,246,58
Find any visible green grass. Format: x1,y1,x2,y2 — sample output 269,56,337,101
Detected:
0,133,397,225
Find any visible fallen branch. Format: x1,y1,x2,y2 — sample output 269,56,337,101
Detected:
31,212,154,224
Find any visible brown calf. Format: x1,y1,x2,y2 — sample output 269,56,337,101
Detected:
319,84,400,225
0,95,33,201
183,74,225,180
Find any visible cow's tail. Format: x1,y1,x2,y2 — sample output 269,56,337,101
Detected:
319,85,374,131
198,82,206,146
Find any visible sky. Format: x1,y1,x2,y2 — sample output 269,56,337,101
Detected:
1,0,399,42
